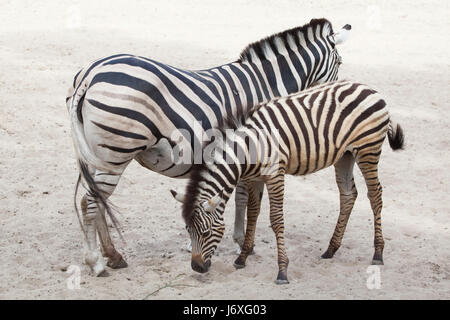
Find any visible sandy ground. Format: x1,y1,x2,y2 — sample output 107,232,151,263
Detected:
0,0,449,300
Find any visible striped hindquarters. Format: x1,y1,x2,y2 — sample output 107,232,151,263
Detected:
242,81,394,177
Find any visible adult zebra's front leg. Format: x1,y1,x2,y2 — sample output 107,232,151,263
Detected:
80,169,127,276
233,181,264,252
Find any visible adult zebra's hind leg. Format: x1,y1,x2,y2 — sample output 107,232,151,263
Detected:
80,190,108,277
79,168,127,276
93,170,128,269
356,150,385,265
322,151,357,259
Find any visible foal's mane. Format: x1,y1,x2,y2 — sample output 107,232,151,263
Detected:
181,102,263,227
182,163,204,227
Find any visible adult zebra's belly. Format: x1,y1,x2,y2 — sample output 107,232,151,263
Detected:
134,137,193,179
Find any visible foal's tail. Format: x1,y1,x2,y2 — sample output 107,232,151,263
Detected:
387,120,405,151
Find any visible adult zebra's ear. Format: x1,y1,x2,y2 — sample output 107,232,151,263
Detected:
202,190,224,213
333,24,351,45
170,189,186,203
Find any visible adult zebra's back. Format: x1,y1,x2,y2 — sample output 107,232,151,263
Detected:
66,18,351,276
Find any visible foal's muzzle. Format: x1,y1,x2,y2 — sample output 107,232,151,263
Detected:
191,255,211,273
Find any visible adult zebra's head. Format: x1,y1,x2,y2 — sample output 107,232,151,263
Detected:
317,23,352,84
171,178,227,273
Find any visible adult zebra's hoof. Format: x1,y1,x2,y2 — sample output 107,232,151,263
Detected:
107,256,128,269
97,269,110,277
371,259,384,265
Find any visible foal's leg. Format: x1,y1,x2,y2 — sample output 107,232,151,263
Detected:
234,181,264,253
356,151,385,265
234,181,264,268
322,151,358,259
93,170,128,269
266,171,289,284
233,182,248,249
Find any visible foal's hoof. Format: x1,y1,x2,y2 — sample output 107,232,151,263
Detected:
107,256,128,269
275,270,289,285
321,247,337,259
321,251,334,259
275,279,289,285
371,259,384,265
233,257,246,269
371,252,384,265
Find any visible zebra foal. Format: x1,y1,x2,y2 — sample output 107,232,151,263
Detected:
175,80,404,284
67,18,351,276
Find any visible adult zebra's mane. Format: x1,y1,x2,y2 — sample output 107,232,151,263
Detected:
237,18,332,63
182,18,333,225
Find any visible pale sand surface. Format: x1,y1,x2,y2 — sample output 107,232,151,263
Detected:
0,0,449,299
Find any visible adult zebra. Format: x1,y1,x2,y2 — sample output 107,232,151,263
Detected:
176,80,404,283
67,18,351,276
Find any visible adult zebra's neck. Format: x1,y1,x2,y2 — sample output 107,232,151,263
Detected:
197,19,333,122
197,59,298,124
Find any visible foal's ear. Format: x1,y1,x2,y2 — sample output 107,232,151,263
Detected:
170,189,186,203
332,24,351,45
202,190,224,212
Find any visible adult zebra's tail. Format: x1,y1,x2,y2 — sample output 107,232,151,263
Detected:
387,120,405,151
67,76,124,242
67,76,121,174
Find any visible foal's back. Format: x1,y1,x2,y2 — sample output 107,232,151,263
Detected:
247,80,389,176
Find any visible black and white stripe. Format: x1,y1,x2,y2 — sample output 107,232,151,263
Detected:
181,80,404,283
67,18,351,276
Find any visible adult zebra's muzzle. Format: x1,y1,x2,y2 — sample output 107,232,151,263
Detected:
191,255,211,273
